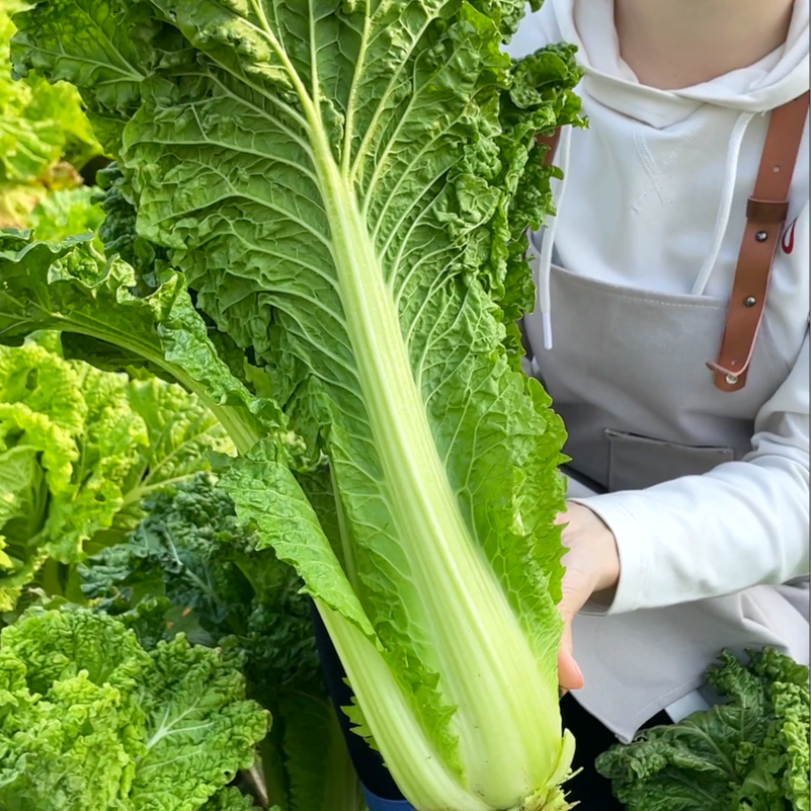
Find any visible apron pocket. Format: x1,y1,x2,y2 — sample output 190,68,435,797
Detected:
605,429,734,492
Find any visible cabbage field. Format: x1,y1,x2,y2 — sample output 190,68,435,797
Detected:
0,2,808,811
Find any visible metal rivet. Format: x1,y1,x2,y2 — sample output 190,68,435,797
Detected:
725,373,739,385
744,296,757,307
755,231,768,242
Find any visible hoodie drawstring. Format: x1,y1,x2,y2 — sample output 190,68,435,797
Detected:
690,111,755,296
535,125,573,350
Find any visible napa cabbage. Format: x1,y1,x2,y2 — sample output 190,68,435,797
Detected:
0,333,232,611
0,606,269,811
0,0,103,229
5,2,583,809
80,471,368,811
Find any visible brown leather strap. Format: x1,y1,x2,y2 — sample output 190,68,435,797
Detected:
536,129,561,166
708,91,810,392
522,130,562,266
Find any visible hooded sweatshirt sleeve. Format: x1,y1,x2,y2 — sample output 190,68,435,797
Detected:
575,313,810,616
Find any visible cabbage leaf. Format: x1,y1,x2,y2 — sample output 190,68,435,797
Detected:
80,471,367,811
596,649,811,811
0,1,102,229
0,606,268,811
0,333,232,609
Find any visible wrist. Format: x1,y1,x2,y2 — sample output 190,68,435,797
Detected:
563,501,620,593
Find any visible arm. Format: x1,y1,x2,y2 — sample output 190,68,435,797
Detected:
575,327,810,614
555,330,809,691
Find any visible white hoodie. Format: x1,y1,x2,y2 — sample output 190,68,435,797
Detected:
506,1,810,732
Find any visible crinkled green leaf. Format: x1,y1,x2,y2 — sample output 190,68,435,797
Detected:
43,357,152,562
8,0,146,154
24,185,106,241
80,472,322,695
130,633,269,811
0,337,85,607
0,113,62,183
596,649,811,811
201,788,267,811
0,2,102,229
0,231,286,455
221,442,374,643
0,606,268,811
80,471,365,811
273,690,368,811
112,378,236,529
96,161,168,281
0,335,231,607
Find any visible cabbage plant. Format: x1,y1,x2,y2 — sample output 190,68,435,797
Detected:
5,2,583,809
0,606,268,810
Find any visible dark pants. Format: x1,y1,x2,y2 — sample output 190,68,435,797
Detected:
311,604,666,808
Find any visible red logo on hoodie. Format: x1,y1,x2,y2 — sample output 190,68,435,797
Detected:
782,219,797,255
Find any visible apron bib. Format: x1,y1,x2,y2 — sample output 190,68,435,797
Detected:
525,264,809,740
526,93,810,741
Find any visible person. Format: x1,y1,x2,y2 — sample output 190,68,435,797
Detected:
511,0,809,805
317,1,811,808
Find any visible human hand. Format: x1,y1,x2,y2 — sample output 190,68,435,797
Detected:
555,502,621,694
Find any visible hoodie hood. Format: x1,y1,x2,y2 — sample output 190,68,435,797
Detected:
511,0,810,127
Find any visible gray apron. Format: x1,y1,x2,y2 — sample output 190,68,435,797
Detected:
523,263,809,741
523,93,810,742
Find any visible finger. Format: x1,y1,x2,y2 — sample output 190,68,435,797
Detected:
554,510,573,534
557,618,584,691
558,649,583,692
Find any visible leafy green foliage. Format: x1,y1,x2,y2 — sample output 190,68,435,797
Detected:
80,472,366,811
80,472,321,697
201,789,275,811
0,605,268,811
9,2,584,807
96,162,168,280
596,649,811,811
24,185,105,242
264,689,368,811
0,334,233,610
0,229,291,455
0,0,102,229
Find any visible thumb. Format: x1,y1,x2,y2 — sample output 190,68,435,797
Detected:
557,603,584,693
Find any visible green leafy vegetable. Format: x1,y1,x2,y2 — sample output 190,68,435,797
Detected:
80,471,367,811
0,334,233,610
80,472,321,697
0,605,268,811
0,231,290,455
202,788,276,811
266,688,368,811
24,185,105,242
596,649,811,811
9,2,583,808
0,0,102,229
